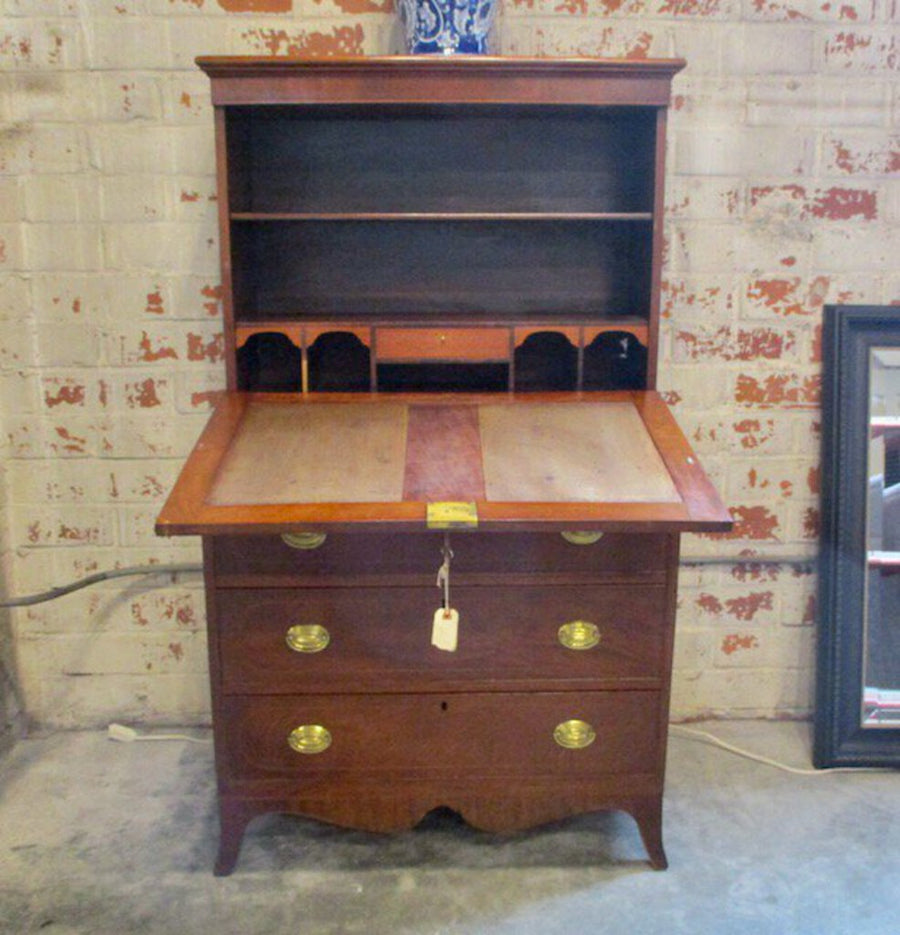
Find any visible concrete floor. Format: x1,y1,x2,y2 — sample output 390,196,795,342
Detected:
0,721,897,935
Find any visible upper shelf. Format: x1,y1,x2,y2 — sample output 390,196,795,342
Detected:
230,212,655,222
224,104,658,216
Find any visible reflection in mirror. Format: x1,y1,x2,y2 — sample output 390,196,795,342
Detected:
815,305,900,767
864,348,900,726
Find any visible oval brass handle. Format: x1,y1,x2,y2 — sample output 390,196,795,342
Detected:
281,532,328,550
288,724,332,755
558,621,601,651
553,719,596,750
561,531,604,546
286,624,330,654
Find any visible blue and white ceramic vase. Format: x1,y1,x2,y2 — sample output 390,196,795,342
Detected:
397,0,496,54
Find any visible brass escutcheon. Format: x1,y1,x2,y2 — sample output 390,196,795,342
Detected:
281,532,328,550
561,531,604,546
558,620,601,651
285,624,330,654
288,724,332,755
553,719,596,750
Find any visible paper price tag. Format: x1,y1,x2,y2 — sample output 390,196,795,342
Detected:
431,607,459,652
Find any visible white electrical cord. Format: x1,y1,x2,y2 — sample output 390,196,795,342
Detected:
669,725,894,775
107,723,210,745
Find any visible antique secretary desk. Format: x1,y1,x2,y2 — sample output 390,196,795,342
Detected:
156,56,731,875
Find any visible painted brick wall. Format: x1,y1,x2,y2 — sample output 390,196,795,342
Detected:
1,0,897,728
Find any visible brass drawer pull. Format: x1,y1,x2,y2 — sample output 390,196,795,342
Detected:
553,719,596,750
561,531,604,546
288,724,332,755
285,624,330,654
558,621,601,651
281,532,327,550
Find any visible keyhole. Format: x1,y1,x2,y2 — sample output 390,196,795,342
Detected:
440,701,449,712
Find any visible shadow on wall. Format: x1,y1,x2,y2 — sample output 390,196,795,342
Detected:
0,608,24,756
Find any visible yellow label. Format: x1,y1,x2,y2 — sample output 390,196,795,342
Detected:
426,501,478,529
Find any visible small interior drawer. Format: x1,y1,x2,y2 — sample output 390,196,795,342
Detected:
377,327,510,361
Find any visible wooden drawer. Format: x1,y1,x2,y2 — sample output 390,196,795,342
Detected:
215,584,668,693
210,532,671,586
377,327,510,361
220,690,660,781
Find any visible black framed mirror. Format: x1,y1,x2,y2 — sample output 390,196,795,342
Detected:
815,305,900,767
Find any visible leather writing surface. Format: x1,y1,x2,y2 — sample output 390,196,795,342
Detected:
206,398,678,508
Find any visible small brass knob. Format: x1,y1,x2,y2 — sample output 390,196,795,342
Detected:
561,531,604,546
558,621,601,651
281,532,327,550
288,724,332,755
286,624,330,654
553,719,596,750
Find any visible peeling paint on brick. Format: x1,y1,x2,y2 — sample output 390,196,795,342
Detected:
201,284,222,316
137,331,177,362
733,418,775,450
187,332,225,362
220,0,292,10
746,276,831,316
731,563,780,582
750,184,877,220
52,426,87,455
802,506,820,538
717,505,781,540
45,384,86,408
726,591,774,620
145,290,164,314
242,26,365,56
735,373,820,408
126,378,162,409
830,137,900,175
190,390,220,408
677,326,794,362
722,633,760,655
697,593,723,614
807,465,820,494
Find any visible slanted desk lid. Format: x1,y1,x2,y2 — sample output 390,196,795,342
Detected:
155,391,732,536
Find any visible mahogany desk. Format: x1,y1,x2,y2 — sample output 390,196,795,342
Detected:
157,390,730,874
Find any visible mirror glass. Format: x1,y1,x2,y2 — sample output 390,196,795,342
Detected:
863,347,900,727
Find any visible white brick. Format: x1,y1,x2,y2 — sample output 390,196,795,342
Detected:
675,127,815,177
160,73,212,125
721,24,816,75
0,223,25,270
0,273,31,321
84,16,171,69
30,273,109,322
33,321,101,367
0,177,21,221
24,223,104,272
100,175,170,222
813,226,900,272
749,77,890,128
23,174,101,223
102,221,218,274
20,673,210,729
96,72,163,123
